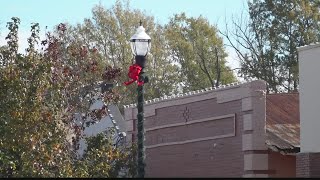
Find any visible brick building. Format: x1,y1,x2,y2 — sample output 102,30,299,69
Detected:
124,80,300,177
123,43,320,177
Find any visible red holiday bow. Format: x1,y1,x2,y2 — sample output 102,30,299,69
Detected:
124,64,144,86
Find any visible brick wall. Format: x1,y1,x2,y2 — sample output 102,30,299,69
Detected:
144,98,242,177
124,80,267,177
268,151,296,177
297,152,320,177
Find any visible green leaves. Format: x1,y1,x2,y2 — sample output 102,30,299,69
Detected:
224,0,320,93
69,1,236,104
70,1,181,105
165,13,235,91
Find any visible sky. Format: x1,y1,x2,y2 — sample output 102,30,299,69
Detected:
0,0,248,69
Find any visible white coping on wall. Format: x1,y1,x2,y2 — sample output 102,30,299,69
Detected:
123,80,254,109
297,42,320,52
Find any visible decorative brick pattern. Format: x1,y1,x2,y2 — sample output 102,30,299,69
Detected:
143,98,243,177
144,98,241,129
124,80,271,177
182,106,191,122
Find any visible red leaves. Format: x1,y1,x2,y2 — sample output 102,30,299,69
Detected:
91,47,98,53
45,34,60,61
63,66,71,76
41,111,52,122
80,46,88,58
102,65,122,81
86,60,98,73
68,45,93,58
103,89,120,104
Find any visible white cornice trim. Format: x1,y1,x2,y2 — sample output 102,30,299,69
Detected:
123,80,254,109
297,42,320,52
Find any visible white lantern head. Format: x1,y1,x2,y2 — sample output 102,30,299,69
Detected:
130,22,151,56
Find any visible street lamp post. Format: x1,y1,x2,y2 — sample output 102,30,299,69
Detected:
130,21,151,178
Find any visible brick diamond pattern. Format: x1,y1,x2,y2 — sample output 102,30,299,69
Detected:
182,106,190,122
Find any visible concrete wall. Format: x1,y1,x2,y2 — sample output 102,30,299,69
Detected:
298,44,320,153
297,43,320,177
124,80,267,177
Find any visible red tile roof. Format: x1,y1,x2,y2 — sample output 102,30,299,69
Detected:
266,93,300,153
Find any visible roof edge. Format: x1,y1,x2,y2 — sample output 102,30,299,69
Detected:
266,143,300,155
297,42,320,52
123,80,263,109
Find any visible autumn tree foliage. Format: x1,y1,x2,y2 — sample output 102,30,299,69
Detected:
0,1,239,177
0,17,136,178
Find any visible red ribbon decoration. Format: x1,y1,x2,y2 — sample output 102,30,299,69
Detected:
124,64,144,86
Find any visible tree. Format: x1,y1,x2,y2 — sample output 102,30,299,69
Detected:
165,13,236,92
0,17,136,178
68,0,181,105
222,0,320,93
75,132,138,178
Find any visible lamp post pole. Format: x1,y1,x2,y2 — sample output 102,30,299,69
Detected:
128,21,151,178
137,68,145,178
135,55,148,178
